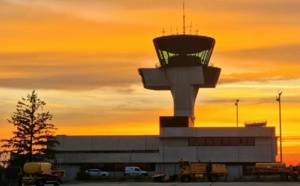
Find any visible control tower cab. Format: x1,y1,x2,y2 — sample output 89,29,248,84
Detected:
138,34,221,127
154,35,214,68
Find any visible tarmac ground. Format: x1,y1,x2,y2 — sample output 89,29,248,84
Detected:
62,182,300,186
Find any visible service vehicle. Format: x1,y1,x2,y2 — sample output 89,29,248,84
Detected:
124,166,148,176
179,159,228,182
85,169,110,177
22,162,65,186
252,163,300,181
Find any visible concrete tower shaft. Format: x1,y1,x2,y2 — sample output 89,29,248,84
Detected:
138,35,221,125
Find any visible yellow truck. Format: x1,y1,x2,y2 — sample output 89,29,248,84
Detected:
252,163,299,181
22,162,65,186
179,159,228,182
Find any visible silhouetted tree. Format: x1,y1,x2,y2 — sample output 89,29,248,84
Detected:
0,90,59,167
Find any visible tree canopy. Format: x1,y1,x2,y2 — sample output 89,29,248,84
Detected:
0,90,59,167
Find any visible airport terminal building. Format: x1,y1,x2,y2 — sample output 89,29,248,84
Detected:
55,125,276,180
54,33,278,180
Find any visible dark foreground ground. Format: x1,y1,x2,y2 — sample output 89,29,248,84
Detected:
62,182,300,186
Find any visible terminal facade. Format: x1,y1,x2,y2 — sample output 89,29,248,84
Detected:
54,33,278,180
55,126,276,180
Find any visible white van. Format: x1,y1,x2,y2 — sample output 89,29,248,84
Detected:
124,166,148,176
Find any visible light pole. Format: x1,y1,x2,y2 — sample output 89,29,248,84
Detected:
235,99,240,176
235,99,239,127
276,92,283,163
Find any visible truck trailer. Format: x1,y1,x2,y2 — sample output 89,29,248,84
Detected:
179,159,228,182
22,162,65,186
252,163,299,181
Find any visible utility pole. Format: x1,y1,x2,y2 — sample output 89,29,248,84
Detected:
276,92,283,163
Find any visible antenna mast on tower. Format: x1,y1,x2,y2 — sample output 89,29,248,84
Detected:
183,1,186,34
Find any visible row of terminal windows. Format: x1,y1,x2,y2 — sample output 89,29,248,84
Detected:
188,137,255,146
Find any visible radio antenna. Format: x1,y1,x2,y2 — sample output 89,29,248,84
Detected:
162,27,166,36
183,1,186,34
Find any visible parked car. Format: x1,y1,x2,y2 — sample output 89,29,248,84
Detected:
85,169,110,177
124,166,148,176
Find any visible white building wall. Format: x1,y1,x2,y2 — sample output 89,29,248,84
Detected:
55,135,159,151
161,146,197,162
227,165,243,180
160,127,276,163
56,127,276,164
197,147,239,162
55,127,277,180
58,152,162,164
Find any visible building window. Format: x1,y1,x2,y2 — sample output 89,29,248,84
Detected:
188,138,197,146
213,137,222,146
205,137,213,146
241,137,248,145
188,137,256,146
247,137,255,146
222,137,230,146
230,137,240,146
197,138,205,146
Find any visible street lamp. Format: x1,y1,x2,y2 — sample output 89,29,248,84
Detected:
276,92,283,163
235,99,239,127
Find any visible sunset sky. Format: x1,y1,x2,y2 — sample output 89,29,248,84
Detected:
0,0,299,164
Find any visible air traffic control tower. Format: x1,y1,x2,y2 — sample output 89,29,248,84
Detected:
138,34,221,127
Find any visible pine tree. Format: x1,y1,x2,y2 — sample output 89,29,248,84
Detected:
0,90,59,167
